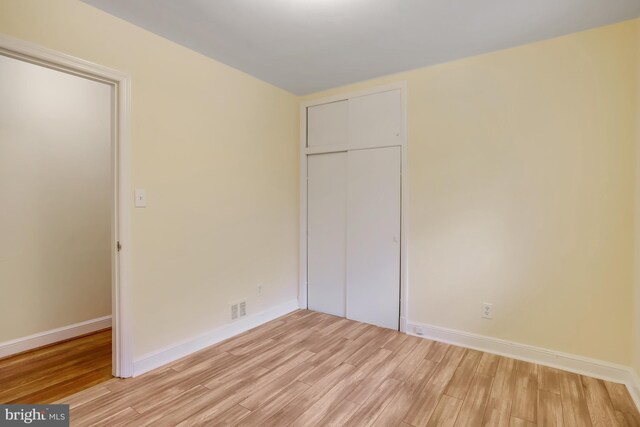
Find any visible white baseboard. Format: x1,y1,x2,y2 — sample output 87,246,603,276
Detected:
133,299,300,377
627,369,640,412
0,316,112,359
407,320,640,410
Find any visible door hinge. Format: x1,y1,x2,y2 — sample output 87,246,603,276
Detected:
117,241,122,252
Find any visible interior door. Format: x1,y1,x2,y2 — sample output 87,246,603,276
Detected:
307,152,348,317
346,146,401,329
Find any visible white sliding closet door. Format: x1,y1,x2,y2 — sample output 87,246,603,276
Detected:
307,152,347,317
346,146,401,329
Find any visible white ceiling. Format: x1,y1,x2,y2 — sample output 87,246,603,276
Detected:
82,0,640,95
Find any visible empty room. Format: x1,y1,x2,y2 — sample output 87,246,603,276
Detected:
1,0,639,426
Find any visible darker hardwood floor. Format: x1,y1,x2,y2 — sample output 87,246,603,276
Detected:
56,311,640,426
0,329,112,404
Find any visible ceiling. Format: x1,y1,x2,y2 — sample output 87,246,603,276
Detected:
82,0,640,95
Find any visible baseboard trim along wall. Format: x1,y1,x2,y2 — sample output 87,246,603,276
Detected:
0,315,112,359
627,370,640,413
132,299,300,376
406,320,640,411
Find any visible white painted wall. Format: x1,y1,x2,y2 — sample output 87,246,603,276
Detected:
0,54,112,342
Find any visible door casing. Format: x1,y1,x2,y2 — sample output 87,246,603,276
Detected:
0,33,134,377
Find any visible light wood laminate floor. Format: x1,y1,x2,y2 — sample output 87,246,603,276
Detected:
57,311,639,426
0,329,112,404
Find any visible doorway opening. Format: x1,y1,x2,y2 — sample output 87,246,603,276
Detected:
0,35,132,403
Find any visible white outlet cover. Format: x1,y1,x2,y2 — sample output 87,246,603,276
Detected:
481,303,493,319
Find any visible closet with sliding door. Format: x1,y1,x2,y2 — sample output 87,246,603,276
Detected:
303,87,404,330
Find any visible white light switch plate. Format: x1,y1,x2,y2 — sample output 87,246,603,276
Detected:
135,189,147,207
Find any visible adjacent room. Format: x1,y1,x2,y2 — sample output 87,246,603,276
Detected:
0,0,639,425
0,47,114,402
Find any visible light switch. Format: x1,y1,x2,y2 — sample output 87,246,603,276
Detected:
134,189,147,208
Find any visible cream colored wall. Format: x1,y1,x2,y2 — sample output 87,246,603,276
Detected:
635,20,640,375
0,54,112,342
0,0,299,358
304,20,638,365
1,0,636,367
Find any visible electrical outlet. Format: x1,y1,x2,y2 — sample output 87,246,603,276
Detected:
239,301,247,317
231,304,238,320
257,284,263,296
414,326,424,335
482,303,493,319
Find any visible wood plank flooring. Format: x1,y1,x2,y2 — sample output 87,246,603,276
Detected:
0,329,112,404
56,311,639,426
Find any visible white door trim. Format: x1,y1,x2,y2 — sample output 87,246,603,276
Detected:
299,82,409,331
0,33,134,377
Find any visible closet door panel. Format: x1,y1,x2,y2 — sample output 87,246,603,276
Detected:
348,89,402,149
307,152,348,317
346,146,401,329
307,100,348,148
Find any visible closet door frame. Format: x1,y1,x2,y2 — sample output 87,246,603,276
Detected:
299,82,408,332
